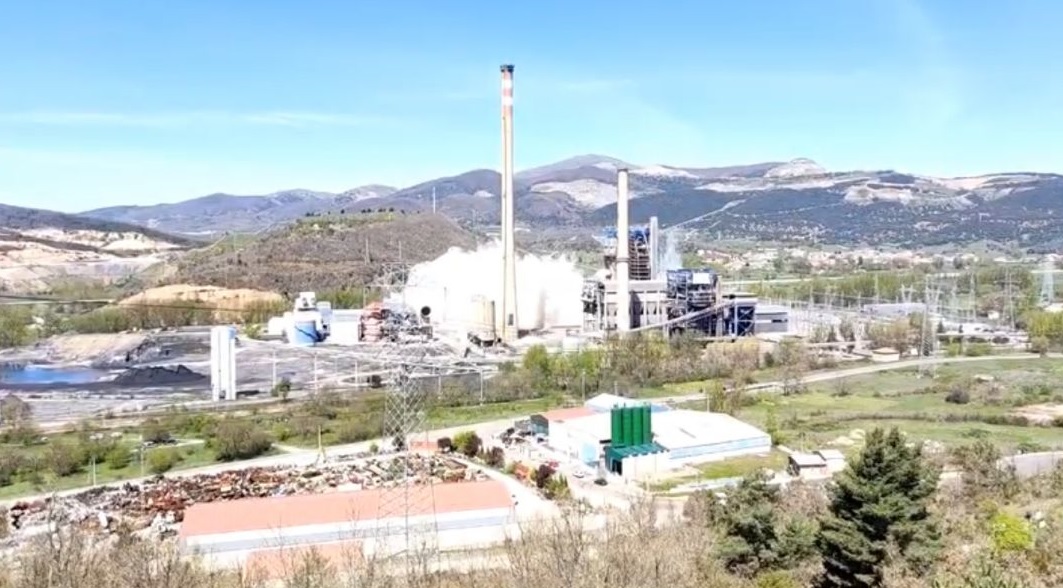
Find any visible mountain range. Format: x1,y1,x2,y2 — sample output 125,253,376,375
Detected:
72,155,1063,248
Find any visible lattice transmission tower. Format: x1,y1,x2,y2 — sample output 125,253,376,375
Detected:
374,336,440,579
1039,259,1055,308
919,277,942,377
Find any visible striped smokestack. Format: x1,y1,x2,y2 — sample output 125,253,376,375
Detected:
499,64,518,343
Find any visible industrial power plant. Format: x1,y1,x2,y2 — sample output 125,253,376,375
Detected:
253,63,785,359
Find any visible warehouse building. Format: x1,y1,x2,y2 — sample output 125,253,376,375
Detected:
652,409,772,466
180,480,516,565
546,407,772,479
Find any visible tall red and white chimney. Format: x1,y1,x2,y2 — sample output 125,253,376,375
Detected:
500,64,518,343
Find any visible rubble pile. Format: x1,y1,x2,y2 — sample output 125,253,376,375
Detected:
4,455,481,540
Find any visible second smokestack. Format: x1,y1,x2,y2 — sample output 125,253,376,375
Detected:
615,168,631,333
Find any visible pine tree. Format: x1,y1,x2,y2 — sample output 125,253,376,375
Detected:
816,427,941,588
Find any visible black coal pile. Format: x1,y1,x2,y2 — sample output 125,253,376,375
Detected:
112,365,206,386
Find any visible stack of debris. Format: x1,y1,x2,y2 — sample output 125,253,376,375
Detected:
3,455,482,540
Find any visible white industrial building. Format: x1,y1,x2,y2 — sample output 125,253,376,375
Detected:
181,480,517,567
541,404,772,480
652,410,772,466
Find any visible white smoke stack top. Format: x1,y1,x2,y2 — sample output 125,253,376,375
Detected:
499,64,519,343
616,168,631,333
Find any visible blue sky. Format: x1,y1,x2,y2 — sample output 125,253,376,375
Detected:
1,0,1061,211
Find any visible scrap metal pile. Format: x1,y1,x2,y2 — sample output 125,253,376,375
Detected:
4,454,482,541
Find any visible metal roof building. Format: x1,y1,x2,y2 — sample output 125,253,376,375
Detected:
652,409,772,465
180,480,516,562
584,393,670,413
546,408,771,469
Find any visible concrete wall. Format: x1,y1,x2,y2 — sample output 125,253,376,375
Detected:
620,452,667,482
183,507,517,559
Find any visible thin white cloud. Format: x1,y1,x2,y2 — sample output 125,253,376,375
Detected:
0,110,391,128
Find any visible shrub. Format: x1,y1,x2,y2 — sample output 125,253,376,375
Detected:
484,446,506,468
334,419,374,444
147,448,180,474
989,512,1034,553
945,388,971,405
0,451,23,487
105,446,132,470
141,419,173,444
209,420,273,461
436,437,453,453
452,430,482,458
46,442,86,477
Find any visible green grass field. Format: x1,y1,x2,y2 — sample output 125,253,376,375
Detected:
0,442,215,500
711,358,1063,453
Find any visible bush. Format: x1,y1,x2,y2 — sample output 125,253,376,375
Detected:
0,451,23,487
334,419,374,444
141,419,173,444
104,446,132,470
209,419,273,461
147,448,180,474
989,512,1034,553
437,437,453,453
452,430,482,458
271,377,292,399
945,388,971,405
46,442,86,477
484,446,505,468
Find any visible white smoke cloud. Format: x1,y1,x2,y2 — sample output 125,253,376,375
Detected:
395,242,585,335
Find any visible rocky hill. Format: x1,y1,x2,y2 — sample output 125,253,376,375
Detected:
83,185,396,235
0,203,194,293
170,212,477,294
77,156,1063,248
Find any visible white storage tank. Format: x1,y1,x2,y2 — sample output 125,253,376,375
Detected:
470,295,496,342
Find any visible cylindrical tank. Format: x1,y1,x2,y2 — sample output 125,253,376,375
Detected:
470,295,496,341
633,405,643,445
622,407,634,447
289,320,319,347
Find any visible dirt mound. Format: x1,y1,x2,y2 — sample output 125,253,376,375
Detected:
120,284,283,309
112,365,206,386
170,213,478,293
46,333,149,364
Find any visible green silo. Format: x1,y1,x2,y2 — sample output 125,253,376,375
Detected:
623,406,635,447
633,401,642,442
611,407,622,446
637,405,649,445
644,405,653,444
